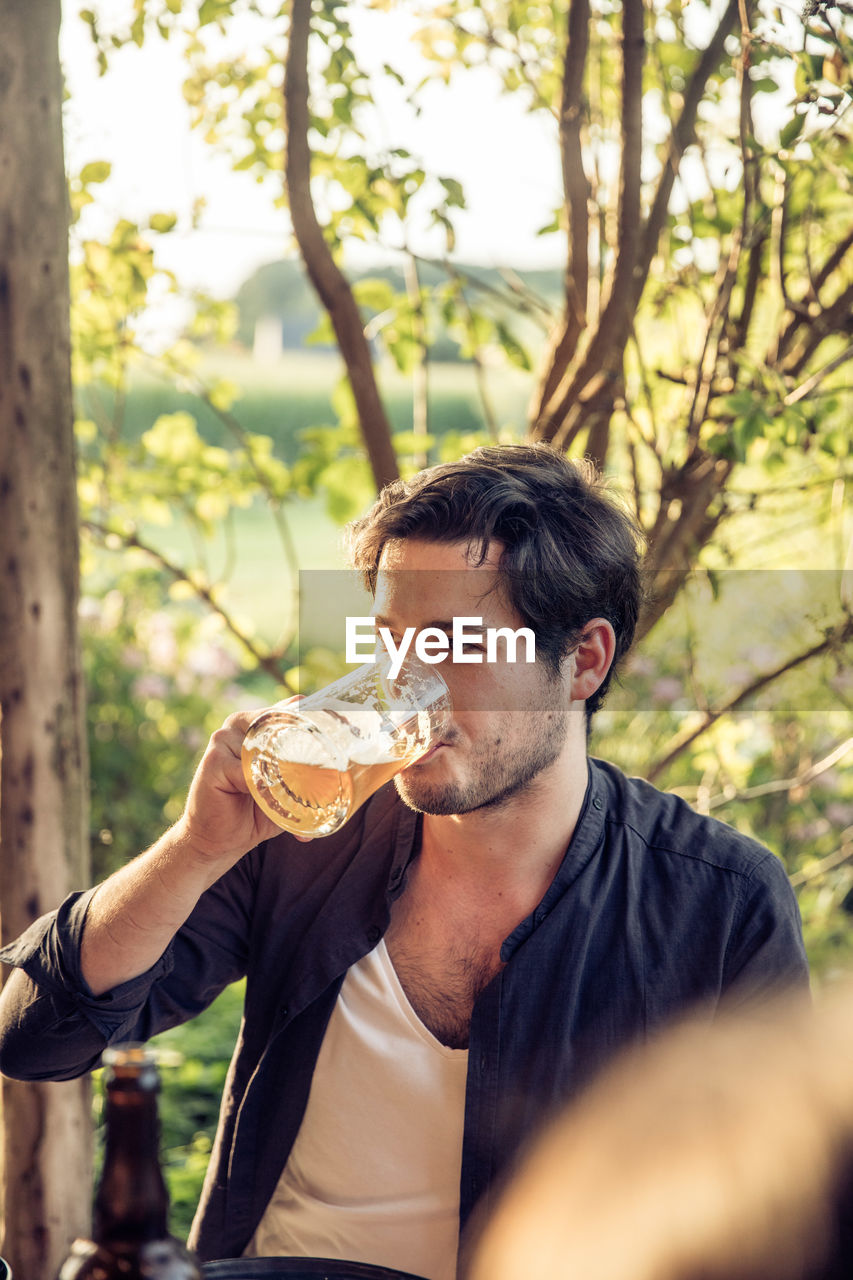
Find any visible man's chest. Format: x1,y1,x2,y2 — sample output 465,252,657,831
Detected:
383,881,512,1049
384,929,504,1050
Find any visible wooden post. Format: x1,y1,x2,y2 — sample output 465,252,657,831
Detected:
0,0,93,1275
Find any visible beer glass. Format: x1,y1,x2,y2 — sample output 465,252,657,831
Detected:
241,654,451,837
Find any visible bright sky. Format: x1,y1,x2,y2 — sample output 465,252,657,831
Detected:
59,2,565,302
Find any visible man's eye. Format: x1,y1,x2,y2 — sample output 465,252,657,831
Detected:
454,642,486,657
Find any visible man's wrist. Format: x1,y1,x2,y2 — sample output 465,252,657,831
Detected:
167,816,249,884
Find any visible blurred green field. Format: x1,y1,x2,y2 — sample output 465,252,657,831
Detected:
87,348,534,461
103,348,534,645
136,496,346,647
83,343,848,662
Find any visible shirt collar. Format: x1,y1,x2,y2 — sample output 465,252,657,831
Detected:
500,759,607,958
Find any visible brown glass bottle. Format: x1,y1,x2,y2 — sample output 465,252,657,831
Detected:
57,1045,202,1280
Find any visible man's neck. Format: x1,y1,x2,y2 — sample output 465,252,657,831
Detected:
419,741,590,899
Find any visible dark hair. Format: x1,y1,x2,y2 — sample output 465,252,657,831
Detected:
346,443,643,718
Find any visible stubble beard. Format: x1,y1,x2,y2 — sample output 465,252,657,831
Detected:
394,706,570,817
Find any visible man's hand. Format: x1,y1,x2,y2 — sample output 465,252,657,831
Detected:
80,700,313,996
177,700,315,865
176,711,285,868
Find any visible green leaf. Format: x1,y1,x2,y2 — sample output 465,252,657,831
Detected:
320,457,374,523
74,418,98,445
439,176,466,209
536,212,562,236
207,379,240,413
142,412,202,463
393,431,436,455
353,277,397,314
79,161,112,185
331,377,358,430
780,113,805,149
494,320,532,371
149,212,178,233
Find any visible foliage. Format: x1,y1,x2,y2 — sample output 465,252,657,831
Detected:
77,1,853,606
152,980,246,1238
66,0,853,1237
68,0,852,987
89,981,245,1240
593,568,853,980
81,572,261,878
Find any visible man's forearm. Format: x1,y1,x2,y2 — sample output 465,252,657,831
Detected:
80,709,285,995
80,823,230,995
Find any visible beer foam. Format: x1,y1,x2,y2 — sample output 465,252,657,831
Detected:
270,724,346,770
313,705,404,764
347,737,402,765
271,707,405,770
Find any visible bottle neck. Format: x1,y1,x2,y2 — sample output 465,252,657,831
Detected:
94,1084,170,1246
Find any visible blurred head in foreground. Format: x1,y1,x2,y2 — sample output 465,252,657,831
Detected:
466,986,853,1280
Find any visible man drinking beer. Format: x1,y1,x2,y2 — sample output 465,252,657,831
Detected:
0,444,808,1279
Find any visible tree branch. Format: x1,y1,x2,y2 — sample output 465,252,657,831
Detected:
138,351,302,652
773,232,853,366
83,520,293,684
812,225,853,297
706,735,853,810
635,0,740,300
781,279,853,378
783,341,853,407
404,252,429,468
767,166,802,354
646,614,853,783
642,451,732,585
731,222,767,353
727,468,853,497
495,266,558,324
445,261,499,441
532,0,645,454
790,826,853,888
284,0,399,492
531,0,591,420
722,0,761,366
685,228,744,447
411,256,554,326
476,10,558,117
736,0,758,212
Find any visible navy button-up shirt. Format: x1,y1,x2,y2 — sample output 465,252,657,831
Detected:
0,759,808,1261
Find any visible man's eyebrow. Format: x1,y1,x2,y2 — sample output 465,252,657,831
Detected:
372,615,457,631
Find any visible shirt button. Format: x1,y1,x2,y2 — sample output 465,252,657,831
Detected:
593,796,603,810
367,926,381,945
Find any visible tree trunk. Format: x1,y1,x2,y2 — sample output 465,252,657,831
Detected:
284,0,400,493
0,1,92,1276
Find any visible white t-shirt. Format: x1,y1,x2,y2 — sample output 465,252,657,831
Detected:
245,939,470,1280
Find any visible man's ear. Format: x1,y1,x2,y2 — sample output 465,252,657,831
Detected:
568,619,616,703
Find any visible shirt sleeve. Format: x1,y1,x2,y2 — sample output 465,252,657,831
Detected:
0,849,260,1082
721,850,810,1004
